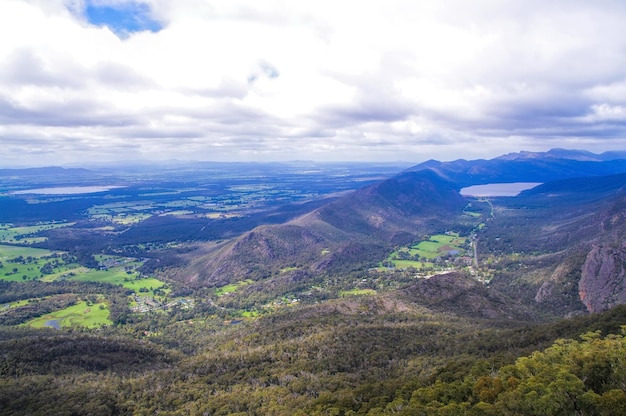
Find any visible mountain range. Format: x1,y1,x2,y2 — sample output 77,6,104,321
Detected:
166,148,626,318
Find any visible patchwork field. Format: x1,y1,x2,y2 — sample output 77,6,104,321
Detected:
69,269,166,296
1,245,169,329
0,222,74,244
381,233,469,271
215,279,254,296
27,300,111,329
0,244,66,282
0,247,168,296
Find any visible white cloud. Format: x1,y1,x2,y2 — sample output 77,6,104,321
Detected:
1,0,626,166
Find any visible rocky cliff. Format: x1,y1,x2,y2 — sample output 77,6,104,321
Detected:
580,243,626,313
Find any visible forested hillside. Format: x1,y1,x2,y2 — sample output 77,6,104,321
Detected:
2,297,626,415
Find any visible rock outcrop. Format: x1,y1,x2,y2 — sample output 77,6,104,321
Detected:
579,244,626,312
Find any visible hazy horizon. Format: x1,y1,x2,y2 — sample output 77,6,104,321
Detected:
2,1,626,166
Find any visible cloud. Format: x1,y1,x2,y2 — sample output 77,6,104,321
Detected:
247,60,280,84
0,48,85,88
1,0,626,166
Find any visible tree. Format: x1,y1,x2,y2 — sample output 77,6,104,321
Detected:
481,330,626,415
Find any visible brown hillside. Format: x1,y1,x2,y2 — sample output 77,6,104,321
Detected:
170,170,466,287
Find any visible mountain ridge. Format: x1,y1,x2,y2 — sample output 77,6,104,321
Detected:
406,148,626,187
161,149,626,319
172,169,467,287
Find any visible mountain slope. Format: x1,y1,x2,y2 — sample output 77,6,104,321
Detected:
484,174,626,315
170,169,467,286
402,272,538,321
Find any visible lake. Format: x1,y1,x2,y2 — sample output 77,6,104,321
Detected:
11,186,126,195
460,182,542,197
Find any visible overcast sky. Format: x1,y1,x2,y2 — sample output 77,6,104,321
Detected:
2,0,626,167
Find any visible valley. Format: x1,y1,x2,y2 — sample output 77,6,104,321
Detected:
2,150,626,415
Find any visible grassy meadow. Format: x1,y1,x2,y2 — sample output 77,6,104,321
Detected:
27,300,111,329
215,279,254,296
340,288,376,297
0,244,54,258
0,222,74,244
381,233,468,271
0,244,62,281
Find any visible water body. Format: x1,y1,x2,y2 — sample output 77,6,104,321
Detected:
11,185,125,195
44,319,61,330
460,182,542,197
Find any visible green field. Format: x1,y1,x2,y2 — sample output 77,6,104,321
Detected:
0,244,67,282
0,223,74,244
112,213,152,224
39,265,85,282
381,233,467,270
340,288,376,297
123,277,168,296
5,299,31,308
69,268,167,297
0,244,54,258
215,279,254,296
27,301,111,329
391,260,434,269
87,202,155,221
1,249,167,296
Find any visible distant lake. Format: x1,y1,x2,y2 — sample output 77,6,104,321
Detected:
460,182,542,197
11,186,125,195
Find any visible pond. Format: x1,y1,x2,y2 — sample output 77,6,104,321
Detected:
460,182,542,197
44,319,61,330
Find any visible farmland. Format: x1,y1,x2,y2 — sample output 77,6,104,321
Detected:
27,300,111,329
0,246,166,294
0,222,74,244
68,267,167,297
0,162,410,331
0,243,168,329
215,279,254,296
381,232,470,271
0,244,64,281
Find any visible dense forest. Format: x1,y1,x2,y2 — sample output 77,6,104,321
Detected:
1,299,626,415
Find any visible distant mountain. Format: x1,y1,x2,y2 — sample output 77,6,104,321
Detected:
496,148,602,161
406,148,626,187
516,171,626,205
308,169,465,243
0,166,92,177
598,150,626,160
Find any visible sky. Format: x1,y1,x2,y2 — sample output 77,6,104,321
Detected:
2,0,626,167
